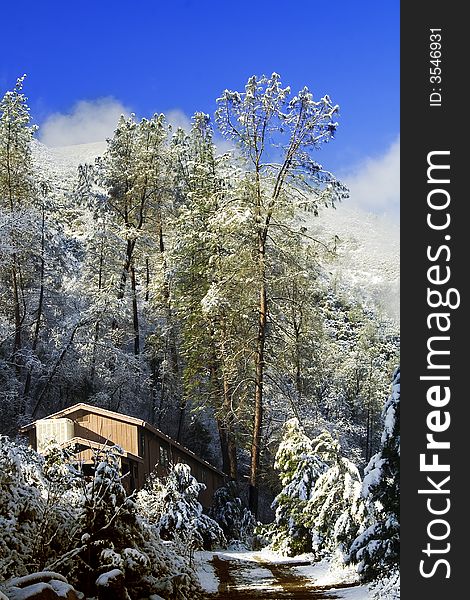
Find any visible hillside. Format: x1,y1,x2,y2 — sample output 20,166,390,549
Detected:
32,140,399,323
308,204,399,322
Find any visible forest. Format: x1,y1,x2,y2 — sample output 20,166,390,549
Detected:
0,74,400,599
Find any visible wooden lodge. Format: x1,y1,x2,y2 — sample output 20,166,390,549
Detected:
20,403,226,508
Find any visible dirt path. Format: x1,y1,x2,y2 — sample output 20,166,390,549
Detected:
203,553,360,599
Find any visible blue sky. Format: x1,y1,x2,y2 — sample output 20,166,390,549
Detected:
2,0,399,213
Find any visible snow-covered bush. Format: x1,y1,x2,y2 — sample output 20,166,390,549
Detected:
368,569,400,600
0,437,80,579
57,446,140,595
269,419,328,556
305,430,364,557
137,462,225,553
0,435,46,579
0,439,204,600
209,481,256,548
54,448,203,599
348,368,400,582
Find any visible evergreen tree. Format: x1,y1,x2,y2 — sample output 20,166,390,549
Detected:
170,113,253,477
270,419,327,555
216,73,348,514
209,481,256,547
0,76,37,414
348,367,400,581
137,462,225,553
304,431,364,557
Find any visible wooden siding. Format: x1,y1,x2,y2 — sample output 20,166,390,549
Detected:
73,410,139,456
137,426,224,508
22,403,225,508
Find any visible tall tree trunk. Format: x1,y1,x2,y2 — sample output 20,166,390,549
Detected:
23,206,46,403
294,330,303,404
130,265,140,356
117,238,136,300
90,225,105,383
223,374,238,480
145,257,150,301
249,236,267,516
5,132,23,371
31,321,85,418
157,212,183,439
365,402,370,462
11,260,22,373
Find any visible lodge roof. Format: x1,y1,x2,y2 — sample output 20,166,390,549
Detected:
20,402,225,477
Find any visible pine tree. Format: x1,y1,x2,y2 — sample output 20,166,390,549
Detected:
348,367,400,581
216,73,348,514
0,76,37,391
209,481,256,547
304,430,364,557
170,113,253,476
137,462,225,553
270,418,327,555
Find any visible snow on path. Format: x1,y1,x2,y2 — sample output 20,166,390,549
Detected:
195,550,371,599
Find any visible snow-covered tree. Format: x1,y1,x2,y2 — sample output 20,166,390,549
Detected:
270,419,327,555
216,73,348,514
209,481,256,548
137,462,225,553
93,112,168,355
170,113,255,476
0,76,37,369
304,431,364,557
0,77,40,427
348,367,400,581
293,291,399,468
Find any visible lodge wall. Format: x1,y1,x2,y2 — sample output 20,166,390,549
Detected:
23,404,225,509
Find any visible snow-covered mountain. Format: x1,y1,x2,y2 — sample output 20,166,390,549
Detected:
32,140,106,194
308,204,399,323
32,140,399,323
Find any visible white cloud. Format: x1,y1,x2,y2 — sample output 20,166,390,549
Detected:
39,98,130,147
343,137,400,217
165,108,192,132
39,100,239,158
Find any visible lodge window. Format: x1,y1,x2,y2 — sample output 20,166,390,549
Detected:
139,431,146,457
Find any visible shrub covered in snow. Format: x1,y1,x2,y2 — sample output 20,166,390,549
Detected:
0,435,47,579
0,436,79,579
304,431,364,557
0,439,204,600
56,448,204,600
2,571,84,600
368,568,400,600
268,418,328,556
348,367,400,582
137,462,225,553
209,481,256,548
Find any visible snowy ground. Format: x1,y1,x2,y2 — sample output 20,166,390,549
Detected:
194,549,371,599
